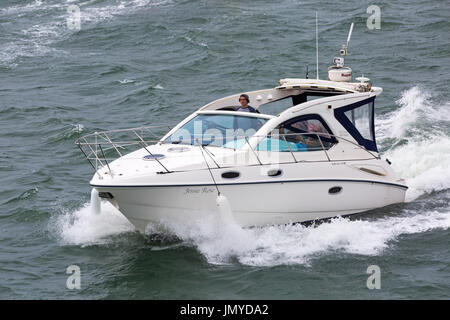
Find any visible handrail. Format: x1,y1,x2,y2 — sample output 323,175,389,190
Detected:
75,125,379,176
76,124,173,140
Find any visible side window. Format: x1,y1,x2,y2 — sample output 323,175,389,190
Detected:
258,115,336,152
334,97,377,152
343,101,374,141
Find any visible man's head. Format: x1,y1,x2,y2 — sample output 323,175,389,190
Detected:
239,94,250,108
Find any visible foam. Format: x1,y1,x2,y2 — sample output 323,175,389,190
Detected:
376,86,450,200
0,0,173,67
183,35,208,48
118,79,136,84
72,123,85,134
158,210,450,266
386,135,450,200
52,201,134,247
377,86,431,140
0,1,50,15
79,0,173,24
49,194,450,264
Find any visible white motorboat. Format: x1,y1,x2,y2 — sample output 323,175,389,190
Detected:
77,25,407,233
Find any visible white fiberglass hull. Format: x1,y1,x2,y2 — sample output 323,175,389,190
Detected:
95,179,407,233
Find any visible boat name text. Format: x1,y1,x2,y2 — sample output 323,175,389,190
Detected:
184,187,215,195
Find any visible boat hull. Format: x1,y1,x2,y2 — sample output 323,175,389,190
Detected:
94,179,407,233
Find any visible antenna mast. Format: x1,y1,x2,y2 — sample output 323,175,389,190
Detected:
327,22,355,82
315,12,319,80
341,22,354,57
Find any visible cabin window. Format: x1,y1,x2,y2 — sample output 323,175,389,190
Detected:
343,102,373,141
257,114,337,152
258,97,293,115
165,114,268,147
334,97,377,152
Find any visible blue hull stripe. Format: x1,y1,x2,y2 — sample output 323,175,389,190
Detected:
91,179,408,190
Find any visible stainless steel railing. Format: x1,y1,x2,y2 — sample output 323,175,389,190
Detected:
75,125,379,176
75,124,174,175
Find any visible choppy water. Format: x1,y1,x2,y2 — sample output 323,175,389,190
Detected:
0,0,449,299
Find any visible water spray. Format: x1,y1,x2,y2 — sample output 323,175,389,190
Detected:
196,139,236,224
90,188,101,215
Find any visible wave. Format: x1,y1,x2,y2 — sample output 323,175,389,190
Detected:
377,86,450,200
49,123,85,143
0,1,59,15
50,196,449,266
376,86,446,140
386,135,450,201
2,188,39,205
0,0,173,67
152,208,450,266
50,201,135,247
118,79,136,84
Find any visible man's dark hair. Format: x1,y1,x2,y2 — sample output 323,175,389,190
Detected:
239,94,250,102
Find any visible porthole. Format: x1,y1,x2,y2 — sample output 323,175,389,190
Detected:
328,186,342,194
267,169,282,177
221,171,240,179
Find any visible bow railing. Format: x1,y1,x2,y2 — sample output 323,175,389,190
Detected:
76,125,379,176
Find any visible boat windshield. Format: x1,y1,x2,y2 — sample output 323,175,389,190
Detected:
165,113,268,147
